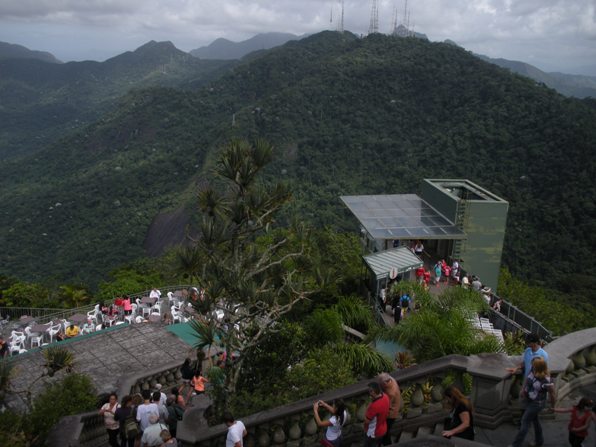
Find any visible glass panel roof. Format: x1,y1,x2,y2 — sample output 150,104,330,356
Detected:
341,194,466,240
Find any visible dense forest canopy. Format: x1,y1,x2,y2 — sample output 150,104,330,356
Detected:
0,31,594,308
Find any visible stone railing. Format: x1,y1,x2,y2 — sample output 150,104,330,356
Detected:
116,360,186,398
52,328,596,447
177,353,517,446
178,328,596,446
47,359,189,447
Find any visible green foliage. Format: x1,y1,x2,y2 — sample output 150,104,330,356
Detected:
239,321,306,388
304,309,344,347
503,331,526,355
0,410,27,447
334,343,393,378
498,268,596,335
0,282,50,307
334,295,375,333
394,286,501,362
284,347,356,398
28,373,97,445
97,267,164,300
43,346,75,376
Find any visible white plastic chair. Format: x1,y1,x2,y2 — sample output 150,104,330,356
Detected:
47,324,62,343
141,305,151,318
60,319,70,331
9,337,26,355
86,310,97,324
30,333,44,348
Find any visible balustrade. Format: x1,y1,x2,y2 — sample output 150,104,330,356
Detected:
48,328,596,447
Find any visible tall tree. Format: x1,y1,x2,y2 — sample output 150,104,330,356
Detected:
187,138,310,401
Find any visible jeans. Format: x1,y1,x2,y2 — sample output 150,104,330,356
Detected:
107,428,120,447
381,418,395,446
568,432,584,447
364,435,383,447
512,400,545,447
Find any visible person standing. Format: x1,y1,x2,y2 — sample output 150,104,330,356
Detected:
378,373,401,446
363,382,390,447
191,369,209,395
441,385,474,440
391,295,401,325
100,393,121,447
224,412,247,447
433,261,442,285
554,397,593,447
508,357,555,447
149,287,161,300
136,390,159,433
313,399,348,447
114,395,137,447
506,333,549,379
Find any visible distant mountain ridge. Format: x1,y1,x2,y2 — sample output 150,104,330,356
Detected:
190,32,304,59
0,41,61,63
0,40,232,158
477,54,596,98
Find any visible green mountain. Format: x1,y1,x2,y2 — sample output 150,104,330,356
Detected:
0,40,233,158
0,41,61,63
190,32,303,60
1,32,594,302
477,54,596,98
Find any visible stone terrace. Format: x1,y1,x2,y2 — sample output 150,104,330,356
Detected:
7,323,193,404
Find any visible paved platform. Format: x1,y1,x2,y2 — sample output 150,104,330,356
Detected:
6,322,194,408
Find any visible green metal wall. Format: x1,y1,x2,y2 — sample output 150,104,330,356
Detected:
459,201,508,291
420,180,458,222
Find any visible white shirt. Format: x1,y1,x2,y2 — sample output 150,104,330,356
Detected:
325,411,347,441
141,422,167,446
149,289,161,299
136,403,159,431
226,421,246,447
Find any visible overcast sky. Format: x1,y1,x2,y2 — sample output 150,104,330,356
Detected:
0,0,595,75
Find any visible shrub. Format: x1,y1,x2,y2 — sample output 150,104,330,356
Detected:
29,373,97,445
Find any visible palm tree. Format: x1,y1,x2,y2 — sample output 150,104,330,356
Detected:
190,319,220,366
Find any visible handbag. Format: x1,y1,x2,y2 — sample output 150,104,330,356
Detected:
124,417,139,438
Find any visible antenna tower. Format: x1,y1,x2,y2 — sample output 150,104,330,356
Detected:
391,5,398,34
368,0,379,35
338,0,345,33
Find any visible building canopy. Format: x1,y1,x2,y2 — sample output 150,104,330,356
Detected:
341,194,466,240
363,247,424,279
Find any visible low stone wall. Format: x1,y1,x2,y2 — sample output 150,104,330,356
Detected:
51,328,596,447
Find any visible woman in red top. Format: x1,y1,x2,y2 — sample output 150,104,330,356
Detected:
555,397,593,447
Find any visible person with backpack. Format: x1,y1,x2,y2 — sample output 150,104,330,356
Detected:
313,399,348,447
166,395,184,438
400,294,410,315
554,397,593,447
115,395,138,447
508,357,555,447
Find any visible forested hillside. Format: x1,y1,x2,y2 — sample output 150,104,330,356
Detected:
1,32,594,306
0,40,232,158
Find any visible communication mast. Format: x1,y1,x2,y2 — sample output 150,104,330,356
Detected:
368,0,379,34
338,0,345,33
391,5,398,34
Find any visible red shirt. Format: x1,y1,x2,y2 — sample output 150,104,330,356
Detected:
365,393,390,438
415,267,425,278
568,407,591,438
